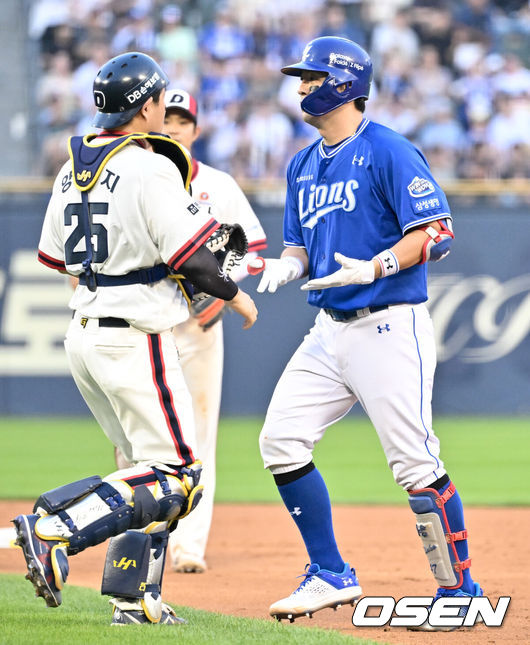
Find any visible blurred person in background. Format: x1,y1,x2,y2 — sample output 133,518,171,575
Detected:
410,45,453,103
317,2,367,46
111,5,157,55
418,99,465,154
486,93,530,157
408,3,454,68
242,100,295,179
156,3,198,70
199,6,251,62
370,7,420,71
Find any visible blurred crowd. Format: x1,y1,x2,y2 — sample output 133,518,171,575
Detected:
29,0,530,184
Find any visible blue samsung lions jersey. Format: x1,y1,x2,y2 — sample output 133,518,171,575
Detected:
284,119,451,310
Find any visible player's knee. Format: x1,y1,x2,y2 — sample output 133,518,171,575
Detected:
33,465,203,555
259,424,302,465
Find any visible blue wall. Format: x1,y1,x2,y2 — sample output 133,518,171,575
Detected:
1,194,529,416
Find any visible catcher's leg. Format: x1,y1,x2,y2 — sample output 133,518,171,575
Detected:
13,463,202,607
102,524,185,625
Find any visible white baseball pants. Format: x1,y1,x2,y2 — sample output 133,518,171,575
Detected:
260,304,446,491
65,312,197,467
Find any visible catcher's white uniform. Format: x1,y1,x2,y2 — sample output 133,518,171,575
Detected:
169,160,267,570
39,140,219,466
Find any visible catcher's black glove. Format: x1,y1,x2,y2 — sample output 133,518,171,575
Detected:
205,223,248,274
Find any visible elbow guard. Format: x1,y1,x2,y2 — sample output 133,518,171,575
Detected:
419,219,454,263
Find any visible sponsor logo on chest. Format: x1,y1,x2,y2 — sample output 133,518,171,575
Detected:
298,180,359,229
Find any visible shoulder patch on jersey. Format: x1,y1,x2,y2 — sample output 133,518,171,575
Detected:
413,197,441,213
407,176,435,198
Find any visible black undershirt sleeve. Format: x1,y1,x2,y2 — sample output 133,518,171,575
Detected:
179,245,238,301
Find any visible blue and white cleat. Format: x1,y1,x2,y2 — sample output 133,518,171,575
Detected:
12,514,69,608
408,582,484,631
270,563,362,622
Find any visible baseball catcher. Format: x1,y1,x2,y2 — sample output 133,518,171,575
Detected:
14,51,257,626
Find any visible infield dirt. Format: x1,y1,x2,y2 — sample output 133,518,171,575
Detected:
1,501,527,644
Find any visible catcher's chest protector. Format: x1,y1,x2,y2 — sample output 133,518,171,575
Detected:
68,133,192,193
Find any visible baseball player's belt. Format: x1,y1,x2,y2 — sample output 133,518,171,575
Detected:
324,305,389,322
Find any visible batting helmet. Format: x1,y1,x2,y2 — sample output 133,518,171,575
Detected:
281,37,372,116
92,52,169,129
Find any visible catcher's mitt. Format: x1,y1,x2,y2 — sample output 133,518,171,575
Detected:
169,224,248,308
205,223,248,274
191,223,248,305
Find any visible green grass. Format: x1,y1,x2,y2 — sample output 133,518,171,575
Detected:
0,574,383,645
0,416,529,505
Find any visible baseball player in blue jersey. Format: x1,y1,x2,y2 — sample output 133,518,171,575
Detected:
251,37,483,630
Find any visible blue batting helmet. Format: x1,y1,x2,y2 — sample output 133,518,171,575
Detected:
281,37,372,116
92,52,169,129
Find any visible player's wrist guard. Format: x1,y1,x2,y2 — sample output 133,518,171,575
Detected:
373,249,399,278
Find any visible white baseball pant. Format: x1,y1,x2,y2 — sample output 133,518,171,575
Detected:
260,303,446,491
65,312,197,466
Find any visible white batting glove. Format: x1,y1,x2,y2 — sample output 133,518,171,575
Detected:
248,256,304,293
301,252,375,290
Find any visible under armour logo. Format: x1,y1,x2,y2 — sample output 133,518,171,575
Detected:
343,577,354,586
290,507,302,516
384,258,394,270
377,324,391,333
352,155,364,166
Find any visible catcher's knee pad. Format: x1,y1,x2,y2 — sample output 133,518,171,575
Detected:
102,524,171,624
134,464,204,527
31,464,203,556
408,482,470,588
34,478,134,555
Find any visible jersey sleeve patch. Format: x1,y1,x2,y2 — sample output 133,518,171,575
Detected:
413,197,441,213
168,218,220,270
407,176,435,198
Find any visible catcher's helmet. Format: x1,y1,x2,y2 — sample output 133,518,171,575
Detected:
281,37,372,116
92,52,169,129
